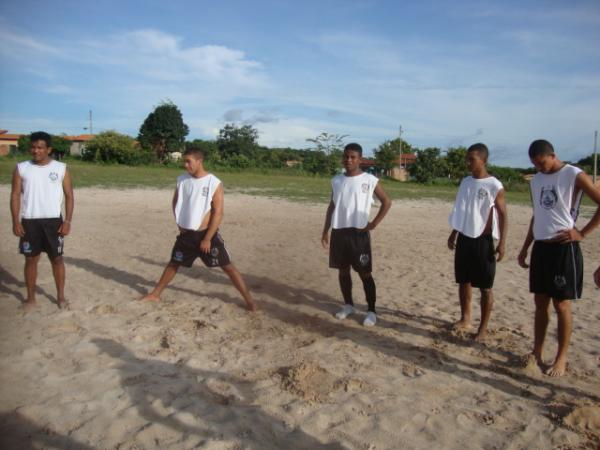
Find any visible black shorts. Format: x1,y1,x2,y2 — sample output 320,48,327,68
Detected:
19,218,64,258
170,229,231,268
530,241,583,300
329,228,372,273
454,233,496,289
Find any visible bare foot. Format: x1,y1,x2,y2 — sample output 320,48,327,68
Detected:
139,293,161,303
245,300,258,312
546,359,568,377
522,353,542,368
474,330,488,342
57,298,70,310
452,319,471,330
20,299,37,313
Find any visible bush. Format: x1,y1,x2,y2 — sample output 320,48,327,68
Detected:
83,131,155,165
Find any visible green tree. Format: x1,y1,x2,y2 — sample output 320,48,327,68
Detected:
306,132,348,155
138,101,189,163
409,147,447,183
83,131,153,165
217,123,259,162
302,150,339,175
374,140,400,174
445,146,468,181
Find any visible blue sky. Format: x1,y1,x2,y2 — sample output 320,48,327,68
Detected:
1,0,599,167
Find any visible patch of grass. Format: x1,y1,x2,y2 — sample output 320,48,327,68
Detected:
0,156,540,205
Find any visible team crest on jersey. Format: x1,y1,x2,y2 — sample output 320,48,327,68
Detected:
22,241,31,253
359,253,370,266
361,183,369,193
477,188,488,200
210,247,219,257
554,275,567,289
49,172,59,181
174,251,184,262
540,186,558,210
202,186,209,197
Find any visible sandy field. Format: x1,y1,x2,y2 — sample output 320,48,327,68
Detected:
1,184,600,450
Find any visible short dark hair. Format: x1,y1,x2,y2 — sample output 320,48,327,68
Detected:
30,131,52,147
528,139,554,159
183,146,204,160
467,142,488,162
344,142,362,156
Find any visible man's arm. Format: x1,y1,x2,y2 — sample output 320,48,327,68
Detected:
518,217,534,268
171,188,179,217
364,183,392,231
321,195,335,249
553,172,600,243
495,188,508,261
10,167,24,237
200,184,224,253
58,169,74,236
447,230,458,250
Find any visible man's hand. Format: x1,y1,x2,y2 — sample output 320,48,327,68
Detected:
362,222,376,232
495,241,505,262
200,238,211,254
552,228,583,244
12,222,25,237
321,231,329,249
518,248,529,268
447,234,456,250
58,221,71,236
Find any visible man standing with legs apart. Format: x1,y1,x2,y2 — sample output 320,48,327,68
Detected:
322,143,391,326
519,139,600,377
141,146,256,311
10,131,74,311
448,143,508,341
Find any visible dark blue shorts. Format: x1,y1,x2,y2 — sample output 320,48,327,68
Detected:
329,228,372,273
170,229,231,268
19,218,64,258
530,241,583,300
454,233,496,289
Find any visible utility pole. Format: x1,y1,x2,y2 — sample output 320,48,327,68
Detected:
594,130,598,185
398,125,403,168
84,110,93,135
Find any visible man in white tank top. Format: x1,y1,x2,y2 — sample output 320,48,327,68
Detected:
10,132,74,312
447,143,508,341
518,139,600,377
140,147,256,311
321,143,392,327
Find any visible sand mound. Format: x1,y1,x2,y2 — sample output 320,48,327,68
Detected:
276,362,337,402
564,406,600,432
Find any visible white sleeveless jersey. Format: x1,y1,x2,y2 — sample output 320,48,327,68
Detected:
17,160,66,219
331,172,379,229
174,173,221,230
449,176,504,239
531,164,582,240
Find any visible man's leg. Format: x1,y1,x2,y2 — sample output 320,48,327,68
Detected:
49,255,67,308
475,288,493,341
454,283,472,329
23,255,40,311
546,298,572,377
221,263,256,311
140,262,180,302
359,271,377,327
335,266,355,319
531,293,551,365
